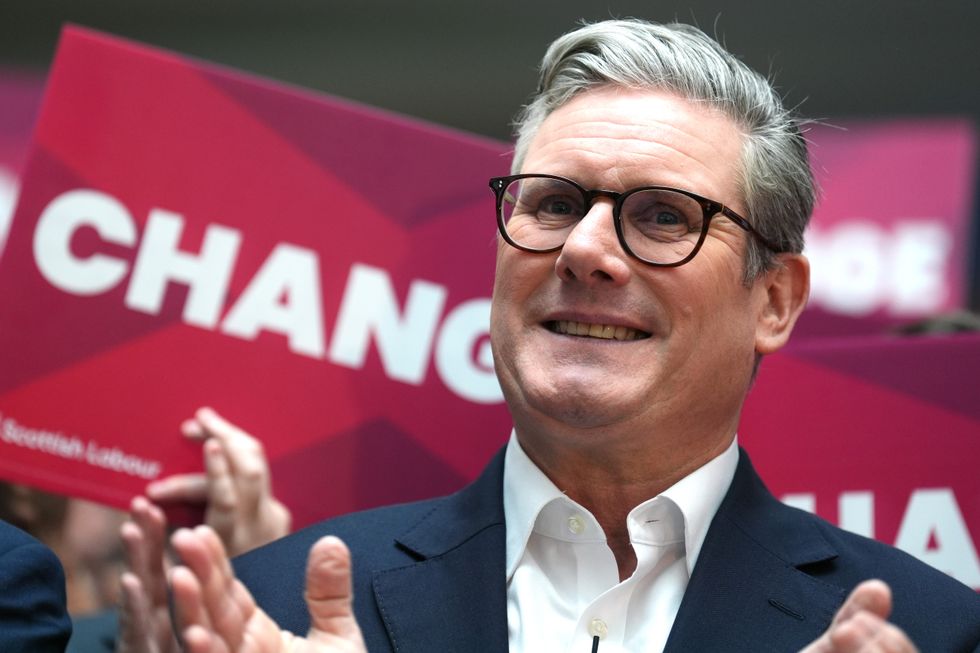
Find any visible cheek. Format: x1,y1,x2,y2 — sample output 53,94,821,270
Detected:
489,259,532,404
492,248,554,310
696,289,761,377
490,252,531,353
656,269,718,325
668,270,754,348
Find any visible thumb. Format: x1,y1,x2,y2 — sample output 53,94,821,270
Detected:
799,580,896,653
832,579,892,627
304,536,367,648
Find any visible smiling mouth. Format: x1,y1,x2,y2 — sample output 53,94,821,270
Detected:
546,320,650,341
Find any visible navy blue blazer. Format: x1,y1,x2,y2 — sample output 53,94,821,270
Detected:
236,449,980,652
0,519,72,653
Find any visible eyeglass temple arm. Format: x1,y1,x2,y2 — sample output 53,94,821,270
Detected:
720,208,782,253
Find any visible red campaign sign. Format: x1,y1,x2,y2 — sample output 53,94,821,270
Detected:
741,333,980,590
0,26,513,527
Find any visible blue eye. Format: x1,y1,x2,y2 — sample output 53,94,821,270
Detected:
655,211,681,225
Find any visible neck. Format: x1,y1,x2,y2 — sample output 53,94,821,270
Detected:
515,420,735,580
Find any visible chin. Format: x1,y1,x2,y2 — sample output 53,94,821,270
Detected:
521,375,632,431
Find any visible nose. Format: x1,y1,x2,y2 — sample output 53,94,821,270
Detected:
554,199,631,286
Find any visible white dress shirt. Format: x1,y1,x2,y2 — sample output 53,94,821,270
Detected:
503,433,739,653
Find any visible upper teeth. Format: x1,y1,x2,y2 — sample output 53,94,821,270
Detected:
552,320,645,341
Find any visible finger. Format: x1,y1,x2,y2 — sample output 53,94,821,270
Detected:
832,580,892,627
801,581,903,653
126,497,170,606
146,474,210,504
872,622,918,653
175,526,285,653
181,407,244,443
181,417,207,441
172,526,250,649
197,408,271,504
171,564,215,649
180,624,219,653
120,520,145,573
305,536,367,646
203,439,238,544
195,407,251,443
117,572,154,652
828,610,918,653
182,591,292,653
173,568,248,653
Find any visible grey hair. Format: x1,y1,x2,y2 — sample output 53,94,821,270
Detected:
512,19,814,280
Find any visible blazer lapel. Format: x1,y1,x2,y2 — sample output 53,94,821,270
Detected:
665,450,847,652
371,451,510,653
369,448,849,652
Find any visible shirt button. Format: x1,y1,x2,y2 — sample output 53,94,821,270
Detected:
589,618,608,639
567,514,585,534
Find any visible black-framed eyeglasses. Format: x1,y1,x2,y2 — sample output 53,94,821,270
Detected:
489,173,779,267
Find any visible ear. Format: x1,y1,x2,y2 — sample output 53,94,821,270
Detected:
754,253,809,355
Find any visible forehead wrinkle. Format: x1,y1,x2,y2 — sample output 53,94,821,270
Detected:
524,88,746,207
544,96,739,155
530,131,737,197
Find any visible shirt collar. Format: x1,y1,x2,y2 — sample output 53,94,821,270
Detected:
503,430,567,579
657,437,739,576
503,431,739,580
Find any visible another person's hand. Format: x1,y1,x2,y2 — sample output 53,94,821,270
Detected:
146,407,291,556
171,526,367,653
117,409,291,652
117,497,177,653
800,580,918,653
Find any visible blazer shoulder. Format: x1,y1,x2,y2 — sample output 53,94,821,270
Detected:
719,452,980,651
236,447,507,584
755,493,980,650
807,511,979,601
234,449,507,642
811,510,980,651
237,493,453,575
234,494,459,636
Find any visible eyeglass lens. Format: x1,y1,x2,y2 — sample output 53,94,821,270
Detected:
499,176,706,264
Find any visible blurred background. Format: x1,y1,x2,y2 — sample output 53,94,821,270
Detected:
1,0,977,308
2,0,979,141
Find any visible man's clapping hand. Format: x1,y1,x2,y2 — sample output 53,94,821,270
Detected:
171,526,367,653
801,580,918,653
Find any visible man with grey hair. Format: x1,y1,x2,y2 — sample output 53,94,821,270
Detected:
155,18,979,653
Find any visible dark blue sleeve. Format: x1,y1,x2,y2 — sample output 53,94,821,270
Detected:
0,525,72,653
